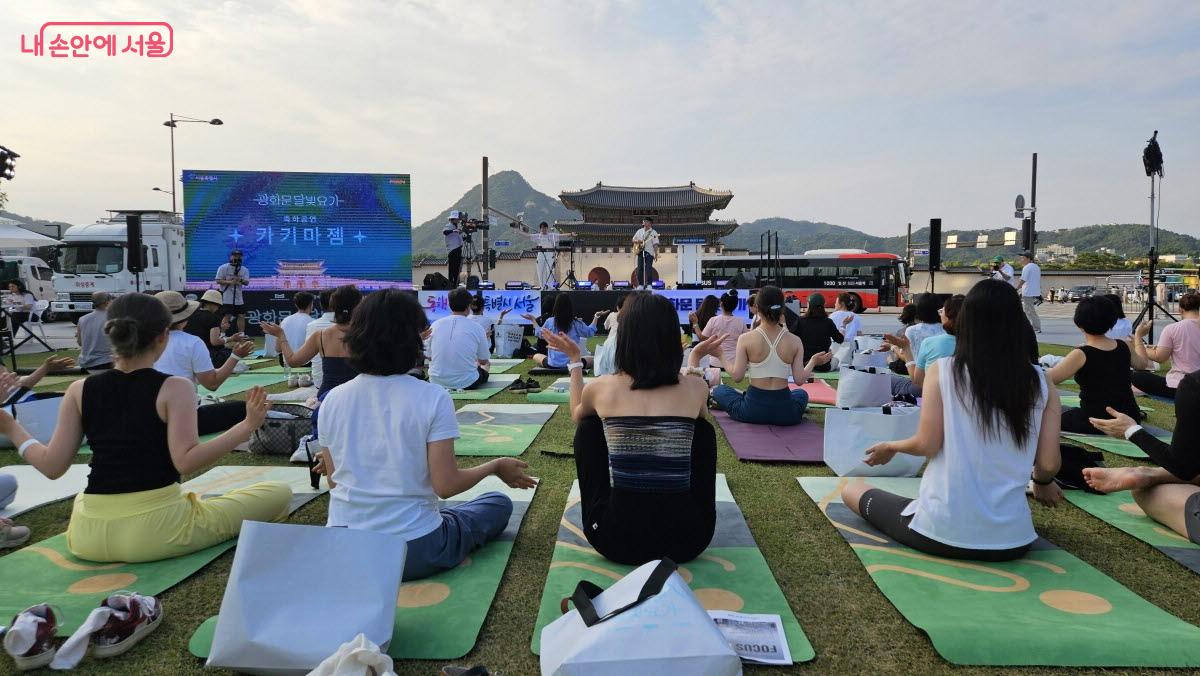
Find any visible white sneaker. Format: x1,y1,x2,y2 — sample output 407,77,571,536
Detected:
298,374,313,387
0,518,30,549
288,374,300,388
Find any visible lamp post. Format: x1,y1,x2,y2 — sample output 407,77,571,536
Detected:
152,186,174,198
162,114,223,213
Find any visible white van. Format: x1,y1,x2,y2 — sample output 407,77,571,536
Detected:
0,255,56,302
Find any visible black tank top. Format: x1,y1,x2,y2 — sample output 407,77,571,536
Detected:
81,368,180,494
1076,341,1142,421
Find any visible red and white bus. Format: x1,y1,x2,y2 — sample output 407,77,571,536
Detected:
700,250,908,311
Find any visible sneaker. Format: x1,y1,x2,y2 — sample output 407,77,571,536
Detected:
90,594,163,659
524,378,542,393
503,378,528,394
287,374,300,388
4,604,58,671
0,518,30,549
297,374,313,388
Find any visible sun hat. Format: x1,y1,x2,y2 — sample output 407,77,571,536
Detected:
155,290,199,324
200,289,224,306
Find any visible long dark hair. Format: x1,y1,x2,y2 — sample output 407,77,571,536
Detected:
803,292,826,319
952,279,1042,444
615,293,681,390
696,295,719,330
552,293,575,335
330,285,362,325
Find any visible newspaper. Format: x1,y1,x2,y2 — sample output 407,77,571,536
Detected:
708,611,792,665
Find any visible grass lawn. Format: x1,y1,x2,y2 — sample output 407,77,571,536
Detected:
2,343,1198,675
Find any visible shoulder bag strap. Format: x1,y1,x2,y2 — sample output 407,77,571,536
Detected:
567,558,678,627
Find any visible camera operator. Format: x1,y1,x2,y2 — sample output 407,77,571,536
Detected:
980,255,1016,288
443,210,465,287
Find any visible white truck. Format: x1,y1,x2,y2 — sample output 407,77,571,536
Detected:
50,210,186,321
0,255,57,301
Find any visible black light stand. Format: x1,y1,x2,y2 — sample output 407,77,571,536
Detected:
1131,131,1175,341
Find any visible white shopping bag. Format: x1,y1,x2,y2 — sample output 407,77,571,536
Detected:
206,522,407,676
540,559,742,676
851,350,889,370
832,342,855,369
494,323,525,358
0,395,64,447
855,335,884,353
823,405,925,477
834,366,892,408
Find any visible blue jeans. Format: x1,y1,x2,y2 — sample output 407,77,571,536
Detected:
890,374,921,399
0,473,15,510
712,384,808,426
403,491,513,581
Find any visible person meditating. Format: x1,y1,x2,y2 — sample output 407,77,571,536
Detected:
529,293,596,371
708,286,831,426
884,294,964,400
427,287,491,390
1130,291,1200,400
544,293,720,565
791,293,850,373
841,280,1064,561
313,290,536,580
1083,371,1200,545
693,290,747,370
263,284,361,408
2,292,291,562
1047,296,1152,434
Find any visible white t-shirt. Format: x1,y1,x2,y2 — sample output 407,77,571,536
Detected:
531,231,560,251
469,313,496,338
443,221,463,250
991,263,1016,288
902,358,1047,549
215,263,250,305
830,310,861,345
904,322,946,362
429,314,490,389
1019,262,1041,297
632,227,660,259
306,313,335,388
154,330,213,385
318,374,459,539
281,311,315,350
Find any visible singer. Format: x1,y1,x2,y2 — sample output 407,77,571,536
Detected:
631,216,660,289
215,249,251,335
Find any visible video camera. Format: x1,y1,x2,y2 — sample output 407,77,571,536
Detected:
452,211,490,234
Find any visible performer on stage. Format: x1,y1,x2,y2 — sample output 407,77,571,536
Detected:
530,221,560,289
443,211,465,287
631,216,660,289
215,249,250,335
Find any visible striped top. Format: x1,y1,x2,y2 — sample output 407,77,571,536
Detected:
602,416,696,492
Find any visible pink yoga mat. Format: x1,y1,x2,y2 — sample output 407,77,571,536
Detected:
711,410,825,463
789,380,837,405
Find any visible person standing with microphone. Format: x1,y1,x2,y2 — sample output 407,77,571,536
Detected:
443,211,465,287
631,216,660,290
215,249,250,335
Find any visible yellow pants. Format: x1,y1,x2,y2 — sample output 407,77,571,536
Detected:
66,481,292,563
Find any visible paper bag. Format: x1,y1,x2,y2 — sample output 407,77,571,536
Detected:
494,323,526,358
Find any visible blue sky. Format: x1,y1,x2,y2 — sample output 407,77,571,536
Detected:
2,0,1197,236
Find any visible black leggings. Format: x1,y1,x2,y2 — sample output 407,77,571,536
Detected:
860,489,1031,562
1131,370,1176,399
1061,407,1102,435
197,401,246,436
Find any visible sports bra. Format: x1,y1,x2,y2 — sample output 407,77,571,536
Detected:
747,327,792,379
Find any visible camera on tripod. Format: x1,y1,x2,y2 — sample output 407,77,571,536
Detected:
454,211,490,241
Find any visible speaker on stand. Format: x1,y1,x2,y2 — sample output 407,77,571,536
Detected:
928,218,942,292
126,213,145,292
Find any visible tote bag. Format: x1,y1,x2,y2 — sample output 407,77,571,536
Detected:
823,405,924,477
834,366,892,408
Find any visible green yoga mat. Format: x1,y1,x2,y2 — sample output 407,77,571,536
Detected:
31,374,86,390
808,371,841,382
251,366,312,375
1061,427,1172,459
488,358,525,374
454,403,557,456
531,475,816,663
201,373,290,398
1059,394,1152,413
447,374,522,401
526,377,594,404
1066,491,1199,575
798,476,1200,666
188,477,537,660
0,466,327,634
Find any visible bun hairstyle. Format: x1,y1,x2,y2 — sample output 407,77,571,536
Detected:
719,289,739,314
104,292,171,358
330,285,362,325
756,285,786,324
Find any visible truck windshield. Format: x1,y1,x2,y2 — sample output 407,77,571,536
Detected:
58,245,124,274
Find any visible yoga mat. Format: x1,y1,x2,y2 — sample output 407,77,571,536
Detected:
268,386,317,402
0,466,327,635
188,477,537,660
789,380,837,408
0,465,89,519
1066,491,1199,575
526,376,594,404
251,366,312,375
454,403,557,456
712,410,824,463
530,475,815,662
201,373,290,399
798,476,1200,666
30,374,86,390
1062,425,1172,459
488,358,525,374
808,370,840,382
447,374,522,401
1059,394,1152,413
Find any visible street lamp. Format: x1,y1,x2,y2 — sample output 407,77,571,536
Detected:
152,186,174,197
162,114,223,213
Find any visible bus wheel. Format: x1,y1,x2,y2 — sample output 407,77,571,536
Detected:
849,293,864,313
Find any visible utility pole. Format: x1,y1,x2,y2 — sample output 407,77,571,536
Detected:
1029,153,1038,247
481,156,489,281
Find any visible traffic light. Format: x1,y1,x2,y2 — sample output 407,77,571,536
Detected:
488,248,497,270
0,146,17,181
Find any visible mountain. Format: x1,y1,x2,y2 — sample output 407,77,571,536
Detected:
721,218,886,252
410,170,578,256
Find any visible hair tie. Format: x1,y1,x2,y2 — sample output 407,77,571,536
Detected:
769,304,783,310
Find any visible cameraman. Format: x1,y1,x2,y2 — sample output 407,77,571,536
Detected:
981,255,1016,287
443,210,465,287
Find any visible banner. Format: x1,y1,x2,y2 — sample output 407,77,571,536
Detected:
657,290,751,323
419,290,541,325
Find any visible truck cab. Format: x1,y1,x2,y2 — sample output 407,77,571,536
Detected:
51,210,186,320
0,256,56,302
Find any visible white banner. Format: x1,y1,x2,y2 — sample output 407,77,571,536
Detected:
419,290,542,324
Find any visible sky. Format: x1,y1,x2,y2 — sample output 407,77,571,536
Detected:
2,0,1198,236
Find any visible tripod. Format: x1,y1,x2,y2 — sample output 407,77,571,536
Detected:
1131,140,1174,342
556,241,579,290
461,233,486,284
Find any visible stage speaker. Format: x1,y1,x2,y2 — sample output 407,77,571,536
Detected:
1021,218,1034,252
505,281,530,290
928,218,942,271
466,275,480,290
126,213,145,273
422,272,450,290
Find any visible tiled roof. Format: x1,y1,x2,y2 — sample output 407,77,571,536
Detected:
555,220,739,238
560,182,733,211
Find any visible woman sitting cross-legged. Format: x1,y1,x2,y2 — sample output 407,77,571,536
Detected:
1047,296,1152,434
314,290,537,580
841,279,1064,562
1083,372,1200,545
883,294,964,400
790,293,849,373
529,293,596,371
708,286,831,426
694,290,748,370
1129,291,1200,400
544,293,719,565
3,292,292,562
